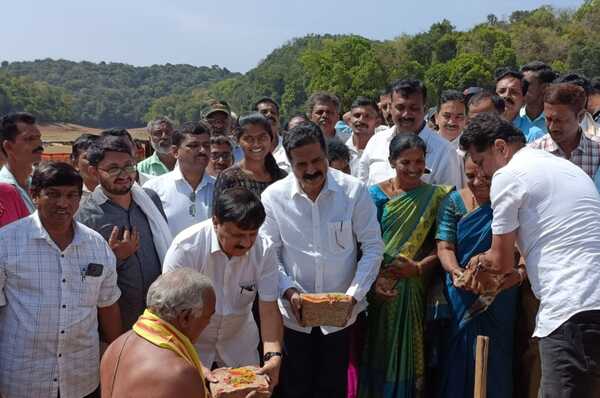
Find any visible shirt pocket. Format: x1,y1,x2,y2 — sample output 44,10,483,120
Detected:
327,220,353,254
236,280,257,309
78,273,103,307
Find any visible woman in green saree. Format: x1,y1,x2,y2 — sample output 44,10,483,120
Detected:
358,134,452,398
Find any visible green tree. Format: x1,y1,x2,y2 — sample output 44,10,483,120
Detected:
301,35,387,111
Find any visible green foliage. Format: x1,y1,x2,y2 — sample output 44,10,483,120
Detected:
2,2,600,127
301,36,387,111
0,59,237,127
0,71,72,121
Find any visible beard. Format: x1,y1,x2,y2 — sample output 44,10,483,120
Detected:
101,179,133,196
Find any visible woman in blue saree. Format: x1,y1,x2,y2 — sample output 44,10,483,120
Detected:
436,154,525,398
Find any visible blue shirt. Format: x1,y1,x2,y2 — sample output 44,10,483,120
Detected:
513,107,547,143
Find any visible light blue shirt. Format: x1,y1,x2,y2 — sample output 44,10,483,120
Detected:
0,166,34,213
514,107,547,143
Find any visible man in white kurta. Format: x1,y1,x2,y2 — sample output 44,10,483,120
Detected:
162,186,283,388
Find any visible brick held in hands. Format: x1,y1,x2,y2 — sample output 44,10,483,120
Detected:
210,366,270,398
300,293,354,327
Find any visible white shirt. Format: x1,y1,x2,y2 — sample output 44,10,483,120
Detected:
491,147,600,337
357,124,463,188
261,169,384,334
143,164,215,237
345,135,364,178
162,220,279,366
0,212,120,398
272,141,290,173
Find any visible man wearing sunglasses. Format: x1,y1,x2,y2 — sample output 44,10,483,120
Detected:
77,132,172,332
144,122,215,237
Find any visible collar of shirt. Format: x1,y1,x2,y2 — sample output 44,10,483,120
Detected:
208,224,250,258
520,106,546,124
345,135,360,155
172,163,213,192
289,169,342,200
540,129,590,156
29,210,84,248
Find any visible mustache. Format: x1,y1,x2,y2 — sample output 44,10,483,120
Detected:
503,97,515,105
302,172,323,181
398,117,415,123
33,146,44,153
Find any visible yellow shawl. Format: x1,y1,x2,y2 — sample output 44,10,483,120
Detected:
133,309,207,390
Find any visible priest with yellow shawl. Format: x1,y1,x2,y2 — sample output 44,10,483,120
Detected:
100,269,216,398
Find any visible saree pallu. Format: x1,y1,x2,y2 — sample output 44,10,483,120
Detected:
359,184,451,398
438,204,518,398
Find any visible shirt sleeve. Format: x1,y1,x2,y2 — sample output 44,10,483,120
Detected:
260,191,296,298
436,191,459,243
97,242,121,308
256,243,279,302
436,147,463,189
356,146,371,184
345,183,384,302
162,241,192,273
491,170,527,235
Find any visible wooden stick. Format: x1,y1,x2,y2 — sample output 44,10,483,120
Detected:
474,335,490,398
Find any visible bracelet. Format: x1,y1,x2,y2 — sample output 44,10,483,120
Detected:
263,351,283,362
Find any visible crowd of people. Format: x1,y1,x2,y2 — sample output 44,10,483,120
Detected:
0,60,600,398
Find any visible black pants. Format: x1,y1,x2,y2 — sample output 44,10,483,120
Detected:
280,326,350,398
539,310,600,398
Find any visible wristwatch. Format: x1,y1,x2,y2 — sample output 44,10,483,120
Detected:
263,351,283,362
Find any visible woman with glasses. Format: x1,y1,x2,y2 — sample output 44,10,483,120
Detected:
213,113,286,200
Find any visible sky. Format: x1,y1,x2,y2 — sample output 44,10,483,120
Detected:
1,0,585,73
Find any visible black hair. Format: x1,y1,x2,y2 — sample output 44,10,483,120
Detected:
306,92,341,114
283,121,327,163
388,133,427,162
389,79,427,103
520,61,557,84
554,72,592,95
460,112,526,152
253,97,280,114
31,161,83,196
326,137,351,163
172,121,211,148
437,90,465,109
380,85,393,98
590,78,600,95
0,112,36,156
351,96,379,113
494,67,529,96
283,113,309,131
213,187,266,230
467,91,506,115
70,134,99,163
237,113,281,179
86,134,134,166
210,135,233,150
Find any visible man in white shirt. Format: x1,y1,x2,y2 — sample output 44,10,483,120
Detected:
144,122,215,237
345,97,378,177
436,90,467,148
307,92,352,142
460,113,600,398
261,122,384,398
163,187,283,391
0,162,121,398
358,79,463,188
